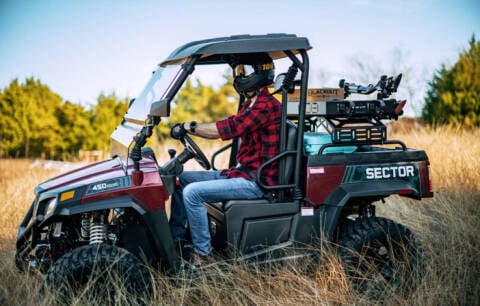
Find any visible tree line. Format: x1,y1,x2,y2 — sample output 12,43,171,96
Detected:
422,35,480,127
0,75,237,160
0,78,129,160
0,35,478,160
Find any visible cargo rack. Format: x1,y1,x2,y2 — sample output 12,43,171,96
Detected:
318,98,406,144
287,74,407,152
322,116,387,143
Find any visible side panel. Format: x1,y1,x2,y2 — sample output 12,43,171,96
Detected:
207,201,324,256
206,200,298,256
82,171,169,211
306,165,345,204
305,149,430,205
239,216,292,253
341,162,422,198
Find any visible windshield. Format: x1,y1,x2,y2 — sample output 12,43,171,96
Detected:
110,65,183,159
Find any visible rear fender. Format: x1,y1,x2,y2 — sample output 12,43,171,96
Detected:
319,181,419,238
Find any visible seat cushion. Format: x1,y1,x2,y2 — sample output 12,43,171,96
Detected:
209,199,270,212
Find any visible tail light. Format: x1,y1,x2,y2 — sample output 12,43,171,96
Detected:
398,189,413,195
422,160,434,197
427,161,433,193
428,165,433,192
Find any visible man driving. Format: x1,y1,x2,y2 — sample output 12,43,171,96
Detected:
169,52,282,266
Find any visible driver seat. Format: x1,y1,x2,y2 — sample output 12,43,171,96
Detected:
205,121,299,254
210,119,297,211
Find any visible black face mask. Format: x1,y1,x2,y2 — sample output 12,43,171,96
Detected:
233,63,274,97
241,89,260,100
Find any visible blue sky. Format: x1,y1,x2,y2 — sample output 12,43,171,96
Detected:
1,0,479,115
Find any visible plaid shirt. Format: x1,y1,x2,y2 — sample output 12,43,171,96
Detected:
216,88,281,186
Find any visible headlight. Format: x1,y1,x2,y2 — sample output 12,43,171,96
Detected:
44,198,58,217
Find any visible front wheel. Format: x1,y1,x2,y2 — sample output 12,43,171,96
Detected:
337,217,423,295
43,244,153,304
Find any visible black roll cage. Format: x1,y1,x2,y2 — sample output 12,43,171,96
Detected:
173,52,309,203
136,34,313,203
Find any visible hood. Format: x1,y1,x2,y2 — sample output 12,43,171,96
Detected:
36,156,159,195
36,158,127,194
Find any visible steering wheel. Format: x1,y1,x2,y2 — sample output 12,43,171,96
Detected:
181,134,211,170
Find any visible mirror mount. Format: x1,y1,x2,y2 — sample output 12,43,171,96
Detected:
150,99,170,117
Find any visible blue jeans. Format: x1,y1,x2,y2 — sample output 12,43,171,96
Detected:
169,170,263,255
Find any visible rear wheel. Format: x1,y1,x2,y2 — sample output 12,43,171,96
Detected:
43,244,153,304
337,217,423,295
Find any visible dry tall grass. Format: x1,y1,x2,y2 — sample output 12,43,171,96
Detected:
1,127,479,305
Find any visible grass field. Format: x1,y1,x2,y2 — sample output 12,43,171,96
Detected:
1,126,479,305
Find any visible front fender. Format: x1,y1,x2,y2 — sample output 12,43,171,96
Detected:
18,195,180,272
16,195,147,252
45,196,179,272
46,195,147,219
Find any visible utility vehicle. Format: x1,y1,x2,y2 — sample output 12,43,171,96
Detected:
15,34,433,300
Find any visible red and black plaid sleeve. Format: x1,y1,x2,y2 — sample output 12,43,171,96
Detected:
216,88,282,186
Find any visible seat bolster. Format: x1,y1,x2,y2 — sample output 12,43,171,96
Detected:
223,199,270,210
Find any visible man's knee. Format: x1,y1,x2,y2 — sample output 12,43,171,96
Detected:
183,183,202,205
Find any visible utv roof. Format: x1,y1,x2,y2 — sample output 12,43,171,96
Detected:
160,33,312,67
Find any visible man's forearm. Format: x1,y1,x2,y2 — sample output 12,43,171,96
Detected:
183,122,220,139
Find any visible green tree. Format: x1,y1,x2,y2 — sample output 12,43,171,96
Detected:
86,93,129,152
25,78,63,159
0,78,131,159
56,101,92,160
422,35,480,127
0,81,24,157
0,78,63,158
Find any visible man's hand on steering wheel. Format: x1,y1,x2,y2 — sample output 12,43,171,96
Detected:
170,122,211,170
170,123,187,139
